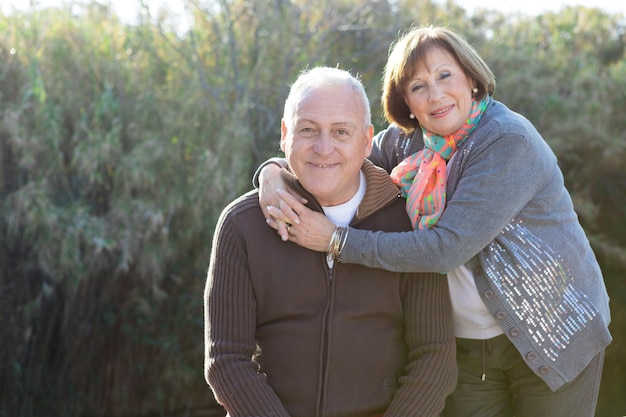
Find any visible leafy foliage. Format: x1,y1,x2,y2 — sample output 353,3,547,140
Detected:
0,1,624,416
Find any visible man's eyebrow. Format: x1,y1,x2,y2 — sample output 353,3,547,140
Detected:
331,121,358,127
294,120,357,127
294,118,317,125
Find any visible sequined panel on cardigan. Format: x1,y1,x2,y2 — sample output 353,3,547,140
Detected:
480,219,599,362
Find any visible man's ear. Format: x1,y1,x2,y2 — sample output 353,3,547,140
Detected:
280,119,288,152
363,124,374,158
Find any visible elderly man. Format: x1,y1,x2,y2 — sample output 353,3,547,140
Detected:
204,66,456,417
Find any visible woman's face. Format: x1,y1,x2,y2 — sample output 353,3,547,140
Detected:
404,47,476,136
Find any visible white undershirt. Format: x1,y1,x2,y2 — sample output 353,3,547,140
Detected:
445,152,502,339
322,171,366,268
447,264,503,339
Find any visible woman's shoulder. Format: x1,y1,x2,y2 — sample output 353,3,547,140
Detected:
373,124,404,146
481,99,539,138
469,99,556,166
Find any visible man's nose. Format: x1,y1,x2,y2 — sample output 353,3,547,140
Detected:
313,132,333,155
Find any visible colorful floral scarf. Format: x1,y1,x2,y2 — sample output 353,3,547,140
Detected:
391,97,489,229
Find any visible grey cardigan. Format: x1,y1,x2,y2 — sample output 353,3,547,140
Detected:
342,98,612,391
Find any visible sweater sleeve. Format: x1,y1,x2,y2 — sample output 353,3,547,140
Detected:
204,208,292,417
368,127,397,173
341,125,549,272
384,272,457,417
251,157,289,188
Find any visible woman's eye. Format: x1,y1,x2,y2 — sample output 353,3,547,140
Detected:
411,84,424,92
439,71,451,80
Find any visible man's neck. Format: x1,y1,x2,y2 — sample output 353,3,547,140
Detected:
322,171,366,227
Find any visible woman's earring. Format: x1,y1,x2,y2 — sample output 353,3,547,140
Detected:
409,113,415,119
472,87,478,95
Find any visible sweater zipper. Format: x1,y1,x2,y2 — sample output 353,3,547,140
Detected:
326,252,336,280
317,259,335,417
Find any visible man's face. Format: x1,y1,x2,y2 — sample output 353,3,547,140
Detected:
281,85,373,207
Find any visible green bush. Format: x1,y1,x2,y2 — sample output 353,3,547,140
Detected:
0,1,624,416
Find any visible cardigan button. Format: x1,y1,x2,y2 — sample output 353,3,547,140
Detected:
526,352,537,361
495,311,506,320
473,266,483,276
539,366,549,374
484,290,495,299
509,328,520,337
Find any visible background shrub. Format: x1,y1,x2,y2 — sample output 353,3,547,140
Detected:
1,1,624,416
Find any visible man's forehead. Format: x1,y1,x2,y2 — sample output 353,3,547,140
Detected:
293,88,362,123
293,116,357,126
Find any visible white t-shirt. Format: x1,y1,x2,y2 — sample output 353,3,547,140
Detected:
323,171,366,268
447,259,503,339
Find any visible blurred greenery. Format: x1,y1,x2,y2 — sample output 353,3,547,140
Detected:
0,0,624,416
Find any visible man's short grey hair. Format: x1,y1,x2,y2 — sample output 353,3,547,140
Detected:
283,67,371,130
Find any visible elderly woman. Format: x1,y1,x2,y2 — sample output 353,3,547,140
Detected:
256,26,612,417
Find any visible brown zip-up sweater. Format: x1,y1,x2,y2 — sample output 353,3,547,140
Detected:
205,160,456,417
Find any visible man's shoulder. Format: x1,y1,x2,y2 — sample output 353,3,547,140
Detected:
218,189,261,223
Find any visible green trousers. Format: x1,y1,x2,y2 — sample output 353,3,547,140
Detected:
442,334,604,417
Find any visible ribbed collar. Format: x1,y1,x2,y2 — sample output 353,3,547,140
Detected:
281,159,401,222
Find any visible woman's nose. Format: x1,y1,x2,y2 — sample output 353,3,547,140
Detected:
428,83,444,102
